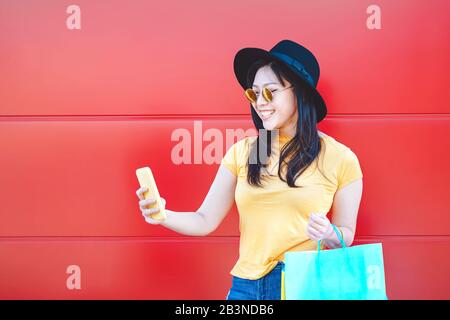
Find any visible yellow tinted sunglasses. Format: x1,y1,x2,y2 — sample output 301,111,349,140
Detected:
245,85,293,104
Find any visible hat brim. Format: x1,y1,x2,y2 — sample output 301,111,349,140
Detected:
233,47,327,122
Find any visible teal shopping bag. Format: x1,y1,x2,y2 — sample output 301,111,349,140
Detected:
283,225,388,300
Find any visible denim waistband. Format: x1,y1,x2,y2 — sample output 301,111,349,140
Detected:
232,261,284,281
271,261,284,272
228,261,284,299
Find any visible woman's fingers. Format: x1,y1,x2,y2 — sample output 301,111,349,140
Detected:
144,215,162,225
136,187,164,225
307,224,320,236
139,198,156,208
141,206,161,215
142,208,164,225
307,225,321,240
308,218,326,234
310,213,328,226
136,187,149,200
307,213,330,240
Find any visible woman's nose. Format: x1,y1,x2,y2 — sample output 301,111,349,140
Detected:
256,92,269,107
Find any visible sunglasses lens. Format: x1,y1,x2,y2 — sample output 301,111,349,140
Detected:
245,89,257,103
263,88,272,102
245,88,274,103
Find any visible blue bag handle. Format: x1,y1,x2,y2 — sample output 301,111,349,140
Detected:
318,224,346,252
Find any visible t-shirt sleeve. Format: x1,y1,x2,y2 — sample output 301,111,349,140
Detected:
221,141,239,177
337,148,363,190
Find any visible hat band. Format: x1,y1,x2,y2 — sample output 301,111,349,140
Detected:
271,51,315,87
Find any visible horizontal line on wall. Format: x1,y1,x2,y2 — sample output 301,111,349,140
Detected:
0,235,449,243
0,236,237,244
0,113,449,122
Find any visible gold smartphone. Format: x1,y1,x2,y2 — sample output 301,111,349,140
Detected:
135,166,166,220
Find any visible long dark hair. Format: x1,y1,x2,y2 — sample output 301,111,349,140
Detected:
246,59,331,188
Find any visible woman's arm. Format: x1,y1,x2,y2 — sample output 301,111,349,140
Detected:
161,164,237,236
323,178,363,248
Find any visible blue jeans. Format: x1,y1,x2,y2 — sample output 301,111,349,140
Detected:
225,262,284,300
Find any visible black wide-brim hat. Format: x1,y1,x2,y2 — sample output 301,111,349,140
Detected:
233,39,327,122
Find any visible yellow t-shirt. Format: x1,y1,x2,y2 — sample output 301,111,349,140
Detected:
220,131,363,280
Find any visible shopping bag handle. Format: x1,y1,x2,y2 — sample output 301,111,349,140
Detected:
317,224,346,252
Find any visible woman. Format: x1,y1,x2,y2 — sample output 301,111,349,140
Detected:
136,40,363,300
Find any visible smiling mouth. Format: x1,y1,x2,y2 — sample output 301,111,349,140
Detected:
260,110,275,119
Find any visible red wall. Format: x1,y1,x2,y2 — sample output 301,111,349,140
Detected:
0,0,449,299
